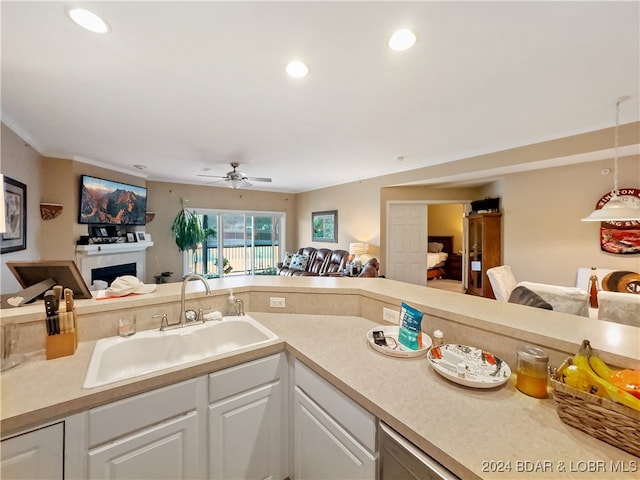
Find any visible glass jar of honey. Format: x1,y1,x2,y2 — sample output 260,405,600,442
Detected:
516,346,549,398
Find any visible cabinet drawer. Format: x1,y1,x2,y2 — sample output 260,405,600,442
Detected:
295,360,376,452
209,353,283,403
88,378,198,447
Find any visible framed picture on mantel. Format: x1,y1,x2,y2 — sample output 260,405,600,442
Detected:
312,210,338,243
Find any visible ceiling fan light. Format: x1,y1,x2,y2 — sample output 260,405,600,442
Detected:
226,178,243,189
581,194,640,222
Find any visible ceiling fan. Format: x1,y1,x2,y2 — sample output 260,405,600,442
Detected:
197,162,272,189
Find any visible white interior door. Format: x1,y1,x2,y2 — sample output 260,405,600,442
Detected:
386,203,427,285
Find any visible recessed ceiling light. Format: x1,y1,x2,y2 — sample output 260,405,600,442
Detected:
133,164,147,170
66,7,110,34
389,29,416,51
286,60,309,78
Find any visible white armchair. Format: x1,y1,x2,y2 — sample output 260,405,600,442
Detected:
487,265,517,302
597,291,640,327
517,281,590,317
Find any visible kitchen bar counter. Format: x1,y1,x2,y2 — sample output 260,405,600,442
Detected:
1,277,639,478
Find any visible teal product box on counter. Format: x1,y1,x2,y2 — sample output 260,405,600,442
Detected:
398,302,424,350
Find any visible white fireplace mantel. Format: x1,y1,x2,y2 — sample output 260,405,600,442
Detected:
74,241,154,286
75,241,154,256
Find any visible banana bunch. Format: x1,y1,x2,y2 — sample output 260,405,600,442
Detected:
561,339,640,412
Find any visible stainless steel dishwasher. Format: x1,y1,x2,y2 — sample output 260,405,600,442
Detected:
379,422,459,480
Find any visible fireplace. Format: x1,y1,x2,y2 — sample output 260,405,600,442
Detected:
92,262,136,287
74,239,154,287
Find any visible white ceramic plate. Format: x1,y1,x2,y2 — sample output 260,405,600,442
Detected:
366,326,432,358
427,344,511,388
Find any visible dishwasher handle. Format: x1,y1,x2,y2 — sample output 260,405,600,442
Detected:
379,422,459,480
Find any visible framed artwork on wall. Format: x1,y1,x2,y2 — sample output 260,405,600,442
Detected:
312,210,338,243
2,175,27,253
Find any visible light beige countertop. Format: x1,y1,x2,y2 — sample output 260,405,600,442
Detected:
1,277,639,478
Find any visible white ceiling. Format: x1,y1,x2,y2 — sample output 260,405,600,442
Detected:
2,1,639,193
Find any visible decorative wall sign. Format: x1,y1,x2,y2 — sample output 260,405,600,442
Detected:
2,176,27,253
597,187,640,254
312,210,338,243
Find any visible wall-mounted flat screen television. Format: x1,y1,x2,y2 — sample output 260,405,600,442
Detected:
79,175,147,225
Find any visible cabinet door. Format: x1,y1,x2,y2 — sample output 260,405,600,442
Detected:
1,422,64,480
209,382,283,480
294,387,376,480
467,216,483,296
208,354,285,480
88,411,199,479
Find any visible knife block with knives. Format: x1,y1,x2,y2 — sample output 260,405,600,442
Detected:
44,287,78,360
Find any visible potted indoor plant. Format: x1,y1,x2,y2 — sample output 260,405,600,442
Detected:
171,198,215,274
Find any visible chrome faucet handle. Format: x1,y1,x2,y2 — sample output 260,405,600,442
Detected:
197,306,213,322
152,313,169,331
184,309,198,323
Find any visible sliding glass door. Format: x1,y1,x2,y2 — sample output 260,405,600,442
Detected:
186,210,283,278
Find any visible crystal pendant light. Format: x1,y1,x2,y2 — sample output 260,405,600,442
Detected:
582,97,640,222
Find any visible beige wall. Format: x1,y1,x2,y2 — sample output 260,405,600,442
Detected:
504,157,640,286
295,177,381,258
428,203,464,253
39,157,146,261
144,181,296,282
1,124,43,292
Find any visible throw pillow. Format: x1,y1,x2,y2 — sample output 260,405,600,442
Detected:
508,286,553,310
289,253,309,271
428,242,444,253
282,251,294,267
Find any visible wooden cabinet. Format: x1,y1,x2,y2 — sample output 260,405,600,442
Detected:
446,253,462,281
208,354,287,480
293,360,377,479
466,212,502,298
1,422,64,480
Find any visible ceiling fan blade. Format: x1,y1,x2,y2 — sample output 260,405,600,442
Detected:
196,174,226,179
205,179,227,185
246,176,272,183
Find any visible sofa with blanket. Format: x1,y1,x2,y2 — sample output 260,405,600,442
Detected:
277,247,378,277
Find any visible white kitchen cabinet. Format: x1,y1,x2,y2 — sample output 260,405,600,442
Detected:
86,378,203,479
1,422,64,480
88,411,199,479
208,353,287,480
293,360,377,480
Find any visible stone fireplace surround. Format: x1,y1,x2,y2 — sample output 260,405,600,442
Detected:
74,240,154,288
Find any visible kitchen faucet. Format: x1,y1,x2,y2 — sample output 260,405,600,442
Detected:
179,274,212,327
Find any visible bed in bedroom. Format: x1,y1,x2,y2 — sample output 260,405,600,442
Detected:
426,235,453,280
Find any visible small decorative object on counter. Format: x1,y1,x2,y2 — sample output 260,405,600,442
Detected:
516,345,549,398
588,267,599,308
118,317,137,337
432,329,444,347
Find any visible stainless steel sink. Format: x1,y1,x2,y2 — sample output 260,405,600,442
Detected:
83,316,279,389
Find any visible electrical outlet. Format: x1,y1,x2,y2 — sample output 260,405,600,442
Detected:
383,307,400,324
270,297,286,308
